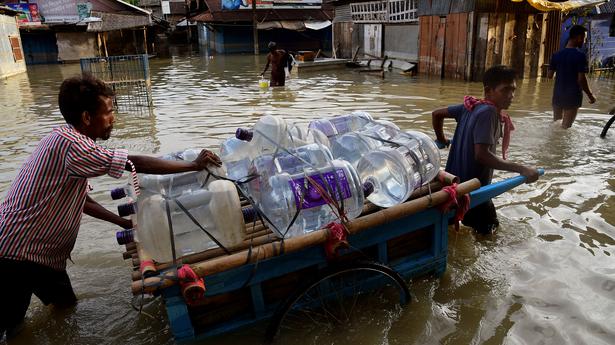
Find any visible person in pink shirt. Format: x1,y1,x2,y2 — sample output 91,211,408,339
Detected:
0,74,221,339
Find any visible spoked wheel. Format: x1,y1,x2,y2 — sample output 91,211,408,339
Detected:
265,261,411,344
600,114,615,138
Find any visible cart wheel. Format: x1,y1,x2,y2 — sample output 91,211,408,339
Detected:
600,114,615,138
265,261,410,343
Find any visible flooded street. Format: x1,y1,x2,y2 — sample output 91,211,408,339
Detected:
1,53,614,345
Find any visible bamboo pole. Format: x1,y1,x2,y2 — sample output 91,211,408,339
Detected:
132,178,480,294
123,248,137,260
103,32,109,58
137,242,157,277
131,233,280,281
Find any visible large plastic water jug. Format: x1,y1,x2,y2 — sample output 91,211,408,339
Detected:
136,180,245,262
308,111,374,138
325,121,400,167
220,137,254,181
235,115,306,155
254,159,373,238
245,143,334,202
356,132,441,207
140,148,224,197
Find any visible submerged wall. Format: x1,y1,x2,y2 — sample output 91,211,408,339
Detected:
0,13,26,78
56,32,98,62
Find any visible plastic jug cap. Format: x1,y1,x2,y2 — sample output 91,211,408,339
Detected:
116,229,134,245
110,187,127,200
363,181,375,197
117,202,136,217
236,128,254,141
242,207,257,223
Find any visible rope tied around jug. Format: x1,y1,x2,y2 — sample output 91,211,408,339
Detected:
437,183,470,231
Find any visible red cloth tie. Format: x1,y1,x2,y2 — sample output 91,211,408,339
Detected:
463,96,515,160
177,264,206,306
437,183,471,231
139,259,156,276
324,222,349,259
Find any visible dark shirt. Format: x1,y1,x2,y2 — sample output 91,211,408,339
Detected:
549,48,589,108
445,104,501,186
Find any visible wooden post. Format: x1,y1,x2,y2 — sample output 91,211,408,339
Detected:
525,14,543,78
143,27,148,55
511,13,528,78
97,33,102,57
501,13,515,67
103,32,109,57
472,13,489,81
252,0,259,55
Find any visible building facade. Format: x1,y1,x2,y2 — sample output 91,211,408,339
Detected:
0,7,26,78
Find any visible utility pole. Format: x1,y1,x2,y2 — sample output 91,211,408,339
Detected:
252,0,259,54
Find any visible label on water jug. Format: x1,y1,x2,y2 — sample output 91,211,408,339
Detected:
289,169,352,210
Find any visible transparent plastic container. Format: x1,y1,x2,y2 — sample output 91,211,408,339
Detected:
235,115,306,155
356,131,441,207
136,180,245,262
245,144,334,203
139,148,224,197
254,159,372,238
325,121,400,167
308,112,374,147
219,137,254,181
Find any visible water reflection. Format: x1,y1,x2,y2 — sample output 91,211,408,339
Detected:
0,53,614,345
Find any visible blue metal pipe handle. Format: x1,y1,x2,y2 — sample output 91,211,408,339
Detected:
469,168,545,207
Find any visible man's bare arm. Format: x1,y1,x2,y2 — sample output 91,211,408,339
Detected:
474,144,539,183
577,72,596,103
126,149,221,174
432,107,454,145
83,194,132,229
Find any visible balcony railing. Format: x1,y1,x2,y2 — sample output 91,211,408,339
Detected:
350,0,418,23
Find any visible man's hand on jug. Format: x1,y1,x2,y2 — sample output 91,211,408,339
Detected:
194,149,222,169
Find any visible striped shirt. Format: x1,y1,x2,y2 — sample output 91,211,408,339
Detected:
0,125,127,271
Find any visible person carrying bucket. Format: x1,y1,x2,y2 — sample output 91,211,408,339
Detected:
431,65,540,235
260,41,290,87
0,74,222,340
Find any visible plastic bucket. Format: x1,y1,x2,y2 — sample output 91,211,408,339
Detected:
259,79,269,88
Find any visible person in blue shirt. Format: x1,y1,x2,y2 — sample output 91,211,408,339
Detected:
548,24,596,128
431,65,539,235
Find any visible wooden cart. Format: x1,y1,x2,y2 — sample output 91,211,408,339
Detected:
123,172,537,342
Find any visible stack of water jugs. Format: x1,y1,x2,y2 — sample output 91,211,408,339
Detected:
112,149,245,263
113,112,441,262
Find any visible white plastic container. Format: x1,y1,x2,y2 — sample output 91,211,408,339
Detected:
136,180,245,262
140,148,224,197
220,137,254,181
235,115,306,155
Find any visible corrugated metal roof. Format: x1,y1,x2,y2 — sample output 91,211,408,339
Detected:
333,3,352,22
598,0,615,13
418,0,454,16
191,8,332,22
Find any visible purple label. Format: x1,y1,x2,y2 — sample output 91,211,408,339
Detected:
289,169,352,210
330,117,350,135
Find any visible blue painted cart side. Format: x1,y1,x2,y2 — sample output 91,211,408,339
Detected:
160,172,542,342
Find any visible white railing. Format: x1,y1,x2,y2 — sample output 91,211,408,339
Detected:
350,0,417,23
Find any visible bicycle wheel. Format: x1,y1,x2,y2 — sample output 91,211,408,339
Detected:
265,261,411,344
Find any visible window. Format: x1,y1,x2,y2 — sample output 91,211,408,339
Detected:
9,35,23,62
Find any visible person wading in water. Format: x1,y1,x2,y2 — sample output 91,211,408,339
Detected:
261,41,290,87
